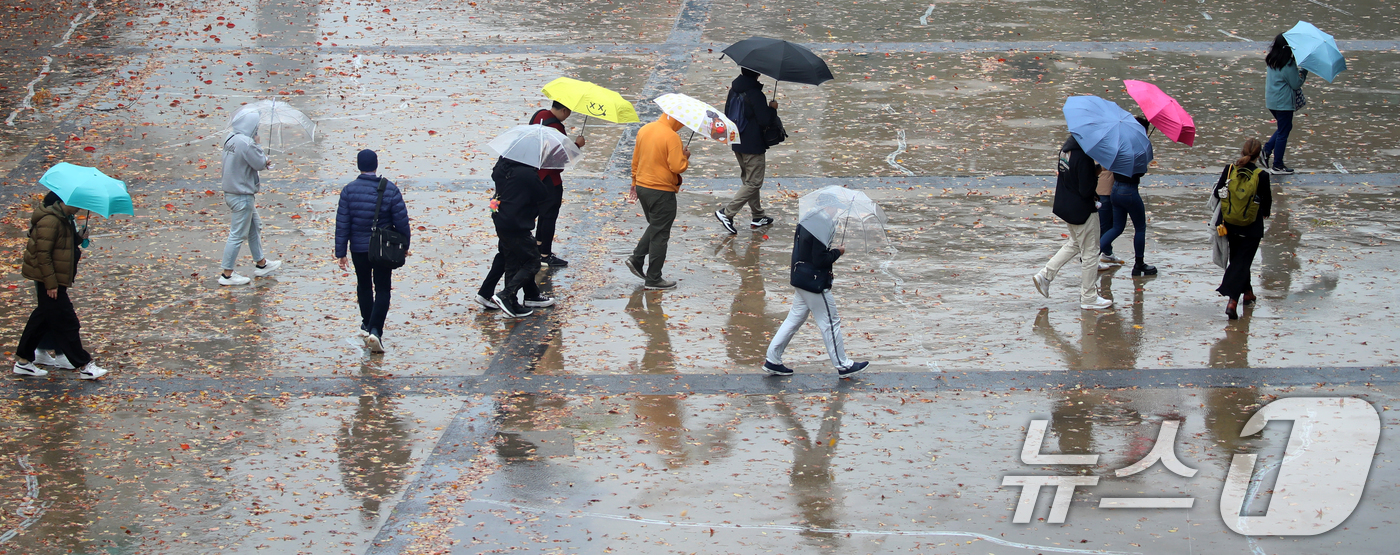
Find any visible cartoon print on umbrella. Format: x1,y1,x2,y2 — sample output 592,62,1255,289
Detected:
701,110,728,141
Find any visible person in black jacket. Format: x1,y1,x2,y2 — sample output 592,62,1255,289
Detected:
1099,116,1159,276
715,68,779,234
486,157,556,318
335,149,412,352
1213,138,1272,320
763,197,869,378
1033,136,1114,310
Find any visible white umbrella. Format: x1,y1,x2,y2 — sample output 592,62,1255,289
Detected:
483,124,583,169
797,186,887,250
227,100,316,152
654,93,740,146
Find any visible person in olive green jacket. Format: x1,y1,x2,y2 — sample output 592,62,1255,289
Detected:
12,192,108,379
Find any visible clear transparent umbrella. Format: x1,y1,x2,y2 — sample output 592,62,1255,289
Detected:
797,185,887,251
227,100,316,153
483,124,584,169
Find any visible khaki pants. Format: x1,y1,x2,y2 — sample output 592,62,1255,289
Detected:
1042,219,1101,305
722,152,766,220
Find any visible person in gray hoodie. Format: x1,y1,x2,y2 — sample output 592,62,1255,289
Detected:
219,110,282,286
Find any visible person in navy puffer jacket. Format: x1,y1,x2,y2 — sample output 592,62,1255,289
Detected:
334,149,411,353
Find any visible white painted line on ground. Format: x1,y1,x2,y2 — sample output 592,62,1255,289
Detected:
1306,0,1353,15
0,455,50,545
1333,161,1348,173
1217,29,1254,42
5,56,53,126
887,129,915,176
919,4,935,25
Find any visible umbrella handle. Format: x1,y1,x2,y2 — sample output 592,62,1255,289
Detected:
686,129,695,148
580,115,589,139
773,79,779,102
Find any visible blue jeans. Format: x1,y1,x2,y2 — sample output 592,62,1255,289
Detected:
1263,109,1294,167
1099,183,1146,259
220,193,264,271
1096,194,1114,254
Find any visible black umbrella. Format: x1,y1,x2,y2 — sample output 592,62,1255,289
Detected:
721,36,834,96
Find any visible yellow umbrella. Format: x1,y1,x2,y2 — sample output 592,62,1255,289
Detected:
541,77,640,136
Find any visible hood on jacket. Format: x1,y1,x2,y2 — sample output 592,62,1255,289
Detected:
1061,135,1082,153
31,199,70,226
231,111,260,138
658,113,684,132
730,72,764,95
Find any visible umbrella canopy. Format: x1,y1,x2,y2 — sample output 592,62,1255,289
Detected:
797,186,887,250
541,77,640,124
227,100,316,151
1283,21,1347,82
1062,96,1154,176
483,124,583,170
721,37,834,86
654,93,740,145
38,162,133,218
1123,80,1196,146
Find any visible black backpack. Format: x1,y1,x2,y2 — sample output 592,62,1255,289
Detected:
727,91,787,147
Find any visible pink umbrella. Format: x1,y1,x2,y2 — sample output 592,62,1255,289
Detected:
1123,80,1196,147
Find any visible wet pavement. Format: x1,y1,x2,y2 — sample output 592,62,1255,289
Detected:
3,0,1400,553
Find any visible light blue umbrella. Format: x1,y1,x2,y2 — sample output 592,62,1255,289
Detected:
1062,96,1153,176
38,162,134,218
1283,21,1346,83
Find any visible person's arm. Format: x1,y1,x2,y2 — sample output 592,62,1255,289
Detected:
31,217,59,292
1283,65,1305,90
749,90,775,128
1074,152,1098,201
1213,165,1231,196
801,227,843,267
667,134,690,175
239,140,270,171
1257,170,1272,220
334,189,351,259
389,184,412,250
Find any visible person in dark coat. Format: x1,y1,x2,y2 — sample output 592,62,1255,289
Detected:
1033,135,1113,310
763,194,869,379
714,68,779,234
13,192,107,379
1213,138,1272,320
335,149,411,352
529,101,585,267
487,156,555,317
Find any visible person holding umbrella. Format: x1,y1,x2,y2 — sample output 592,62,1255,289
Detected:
714,67,779,234
626,113,690,290
12,162,132,379
1098,116,1159,276
1263,34,1308,175
529,101,586,267
218,110,282,286
1032,133,1113,311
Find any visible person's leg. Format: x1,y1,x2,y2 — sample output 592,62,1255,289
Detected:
246,197,265,264
1073,220,1101,305
743,153,766,220
536,184,564,256
478,253,506,298
1043,225,1084,281
632,188,659,266
1217,235,1260,301
14,283,48,363
723,152,764,219
1097,194,1114,252
1269,109,1294,167
1099,185,1129,254
765,289,811,365
802,289,854,369
637,188,677,282
1117,185,1147,258
47,287,91,367
350,251,375,330
500,230,541,301
369,265,393,335
220,194,254,272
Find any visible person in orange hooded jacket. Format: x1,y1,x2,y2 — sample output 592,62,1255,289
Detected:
625,113,689,290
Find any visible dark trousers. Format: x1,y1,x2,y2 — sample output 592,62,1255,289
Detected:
1096,194,1114,253
631,186,677,282
350,251,393,336
16,283,91,367
535,184,564,256
1217,234,1261,300
497,228,541,303
1100,183,1147,259
477,252,540,299
1263,109,1294,167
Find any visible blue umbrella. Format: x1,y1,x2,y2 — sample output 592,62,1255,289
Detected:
1062,96,1153,176
38,162,134,218
1283,21,1346,83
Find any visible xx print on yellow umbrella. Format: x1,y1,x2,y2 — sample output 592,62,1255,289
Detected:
541,77,639,137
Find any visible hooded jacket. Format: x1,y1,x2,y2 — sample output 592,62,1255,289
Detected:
631,114,688,193
1053,135,1100,225
23,200,79,290
1265,61,1307,112
491,157,548,232
726,73,776,155
222,111,269,195
790,223,843,292
335,174,411,258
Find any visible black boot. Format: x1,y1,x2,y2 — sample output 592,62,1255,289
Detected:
1132,257,1157,276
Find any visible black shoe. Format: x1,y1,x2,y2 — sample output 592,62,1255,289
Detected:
1226,299,1239,320
1270,165,1295,175
624,258,646,280
715,210,738,234
541,254,569,267
492,293,534,318
750,216,774,228
763,361,794,376
838,361,869,379
1132,262,1158,276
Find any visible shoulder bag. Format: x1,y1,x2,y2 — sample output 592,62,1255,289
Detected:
369,177,408,269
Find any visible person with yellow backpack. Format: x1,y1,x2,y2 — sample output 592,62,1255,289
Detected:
1212,138,1273,320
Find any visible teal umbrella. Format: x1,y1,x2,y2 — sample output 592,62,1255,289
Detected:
1283,21,1346,83
38,162,134,218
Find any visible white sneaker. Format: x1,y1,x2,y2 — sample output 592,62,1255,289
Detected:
34,349,75,369
1080,297,1114,310
523,296,557,308
253,260,282,277
1031,272,1051,299
1099,253,1125,265
474,294,499,310
13,360,47,377
365,334,385,353
1097,262,1114,272
77,362,108,380
218,272,252,286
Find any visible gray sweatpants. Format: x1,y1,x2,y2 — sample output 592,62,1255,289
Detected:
220,193,264,271
766,287,854,370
